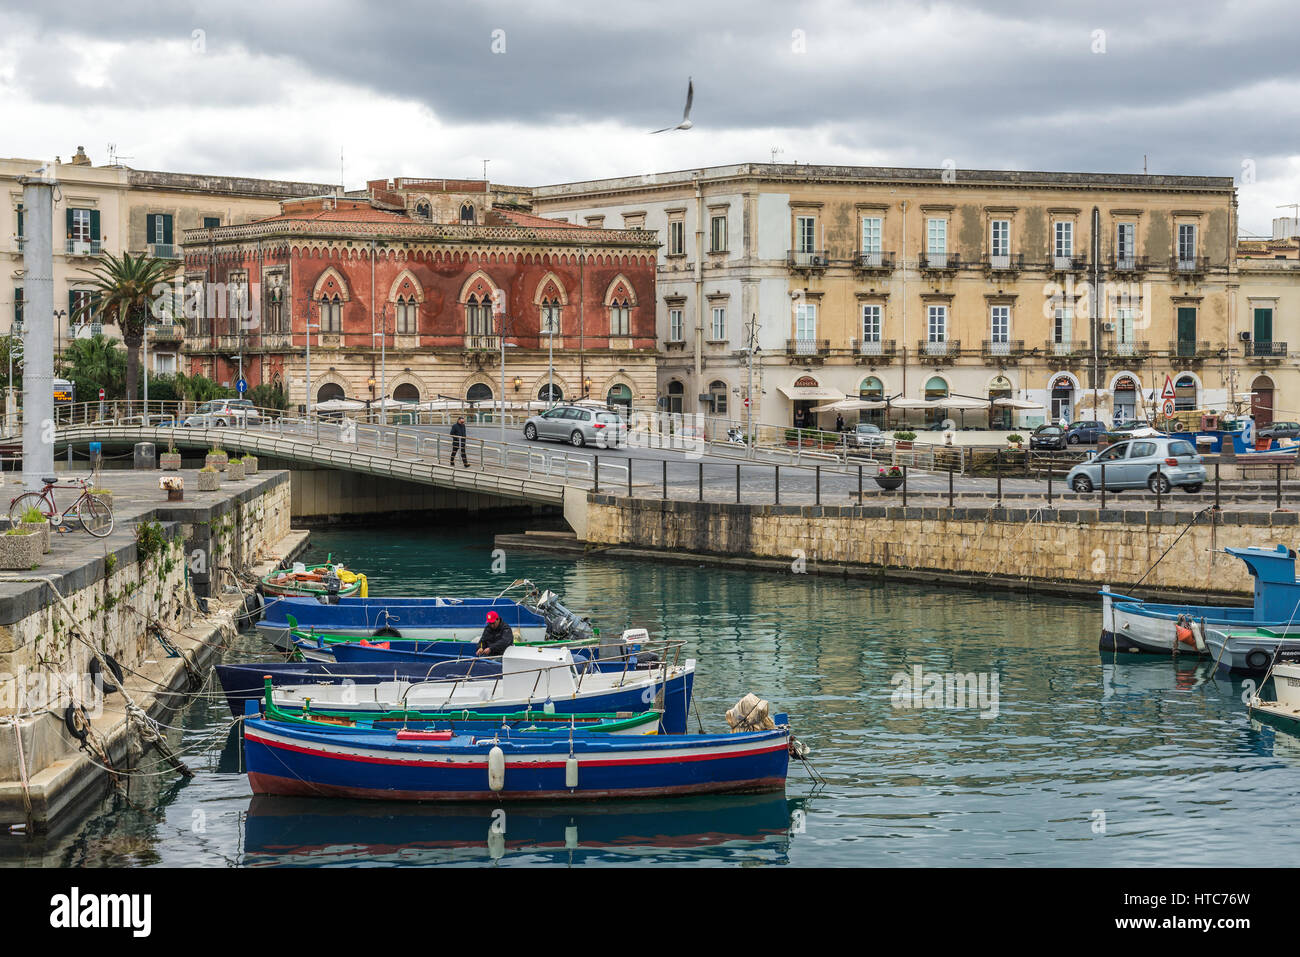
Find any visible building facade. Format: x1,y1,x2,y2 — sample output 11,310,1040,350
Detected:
1235,219,1300,425
531,163,1240,431
1,147,334,375
181,177,659,410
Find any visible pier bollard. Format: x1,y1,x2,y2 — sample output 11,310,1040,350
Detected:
134,442,155,470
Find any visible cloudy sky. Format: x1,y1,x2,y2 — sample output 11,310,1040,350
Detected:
1,0,1296,234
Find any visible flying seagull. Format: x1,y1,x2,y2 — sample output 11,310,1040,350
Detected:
651,78,694,133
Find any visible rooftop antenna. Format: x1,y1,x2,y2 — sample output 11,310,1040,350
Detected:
340,146,344,192
1143,154,1148,174
770,147,784,165
483,159,489,181
106,143,133,167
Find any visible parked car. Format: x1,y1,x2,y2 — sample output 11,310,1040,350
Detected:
522,406,627,448
1259,421,1300,440
1029,425,1066,450
1107,419,1159,438
851,423,886,448
182,398,262,428
1065,437,1206,493
1064,419,1105,445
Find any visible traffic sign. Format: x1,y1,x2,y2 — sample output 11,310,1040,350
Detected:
1162,399,1176,418
743,397,750,408
236,377,248,395
1162,374,1175,401
98,388,104,400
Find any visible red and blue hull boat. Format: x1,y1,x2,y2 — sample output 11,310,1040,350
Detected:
242,713,791,801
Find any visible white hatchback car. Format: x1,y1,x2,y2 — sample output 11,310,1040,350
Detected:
182,398,261,428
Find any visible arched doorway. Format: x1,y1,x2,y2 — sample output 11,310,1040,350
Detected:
1112,375,1139,424
393,383,420,403
1050,374,1075,424
924,376,948,426
1252,375,1275,428
665,380,684,415
707,380,728,417
989,376,1013,429
466,383,493,403
1174,375,1197,412
538,383,563,403
607,383,633,413
317,382,345,403
859,376,884,425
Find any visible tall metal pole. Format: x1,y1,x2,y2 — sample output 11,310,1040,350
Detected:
499,318,506,444
548,314,555,407
305,303,313,416
20,171,54,490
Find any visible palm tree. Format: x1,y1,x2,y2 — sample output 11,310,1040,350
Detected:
74,251,179,407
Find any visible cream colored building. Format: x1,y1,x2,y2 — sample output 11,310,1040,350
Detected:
1,147,333,374
532,163,1240,432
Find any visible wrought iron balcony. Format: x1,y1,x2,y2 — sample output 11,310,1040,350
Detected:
1050,254,1085,272
851,338,897,362
1111,254,1147,274
464,335,500,351
786,338,830,357
985,252,1023,273
982,339,1024,359
148,323,184,343
65,239,102,257
787,249,829,271
1173,256,1210,276
1246,340,1288,359
1045,338,1089,357
917,338,960,360
148,243,181,260
1168,339,1212,359
919,252,960,273
1104,339,1150,358
852,250,894,272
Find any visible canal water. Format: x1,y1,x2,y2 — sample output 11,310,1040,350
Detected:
6,519,1300,867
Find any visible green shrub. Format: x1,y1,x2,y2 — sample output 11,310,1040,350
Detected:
893,431,917,441
20,506,45,524
1007,434,1024,443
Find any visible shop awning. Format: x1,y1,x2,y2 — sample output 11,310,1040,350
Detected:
779,386,846,401
992,398,1044,410
811,398,888,413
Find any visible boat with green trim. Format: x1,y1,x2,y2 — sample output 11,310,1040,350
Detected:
286,615,598,663
256,678,662,735
261,558,367,599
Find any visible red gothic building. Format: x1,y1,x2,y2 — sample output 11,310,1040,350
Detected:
182,177,659,411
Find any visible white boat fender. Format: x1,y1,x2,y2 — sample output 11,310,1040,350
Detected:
488,746,506,791
487,826,505,861
565,825,578,849
565,756,579,789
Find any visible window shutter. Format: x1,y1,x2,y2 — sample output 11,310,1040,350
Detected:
66,208,73,237
16,205,23,238
69,291,78,320
146,214,156,244
90,209,100,240
163,215,174,246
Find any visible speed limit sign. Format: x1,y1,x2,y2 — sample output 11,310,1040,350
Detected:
1162,399,1175,418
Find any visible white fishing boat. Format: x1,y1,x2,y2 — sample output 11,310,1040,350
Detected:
1203,626,1300,674
1247,656,1300,731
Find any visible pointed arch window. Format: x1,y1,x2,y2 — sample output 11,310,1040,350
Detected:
414,200,432,220
541,297,562,336
460,203,476,224
609,297,631,336
395,295,418,335
466,294,494,336
320,295,342,333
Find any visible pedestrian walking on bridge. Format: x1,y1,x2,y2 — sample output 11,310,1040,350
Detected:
450,416,469,467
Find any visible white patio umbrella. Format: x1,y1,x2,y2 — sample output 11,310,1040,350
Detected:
811,398,888,413
888,398,934,409
992,398,1044,410
934,397,990,410
314,398,366,412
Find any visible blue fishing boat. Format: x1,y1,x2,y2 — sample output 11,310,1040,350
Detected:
242,708,792,801
216,646,698,734
1099,545,1300,655
258,595,550,650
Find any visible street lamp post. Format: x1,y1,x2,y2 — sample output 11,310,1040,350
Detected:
372,306,387,424
304,307,320,416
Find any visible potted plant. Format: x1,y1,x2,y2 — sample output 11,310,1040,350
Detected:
0,526,43,569
241,454,259,475
227,457,246,481
17,504,50,553
160,438,181,471
160,475,184,502
205,447,229,471
893,430,917,450
197,466,220,492
1007,433,1024,450
875,465,905,490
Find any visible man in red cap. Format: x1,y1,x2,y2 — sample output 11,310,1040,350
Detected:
475,610,514,656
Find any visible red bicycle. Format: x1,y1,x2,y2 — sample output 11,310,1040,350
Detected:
8,476,114,537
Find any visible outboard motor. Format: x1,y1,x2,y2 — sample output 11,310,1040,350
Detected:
322,570,342,606
534,590,595,644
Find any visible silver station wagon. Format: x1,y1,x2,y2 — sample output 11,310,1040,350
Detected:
1065,436,1207,493
522,406,627,448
